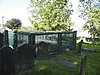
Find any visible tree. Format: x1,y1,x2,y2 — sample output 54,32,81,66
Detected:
29,0,73,31
78,0,100,38
5,18,22,30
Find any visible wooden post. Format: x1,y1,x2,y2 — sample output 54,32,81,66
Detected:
79,54,87,75
77,40,83,54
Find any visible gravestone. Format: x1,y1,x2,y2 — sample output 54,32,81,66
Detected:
0,46,16,75
36,41,49,59
16,44,35,74
77,40,83,53
77,40,95,54
0,33,3,48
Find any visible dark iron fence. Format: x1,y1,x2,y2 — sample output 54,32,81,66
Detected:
0,30,77,54
0,30,77,56
0,33,3,48
9,31,76,54
31,31,77,54
0,30,77,57
0,30,10,48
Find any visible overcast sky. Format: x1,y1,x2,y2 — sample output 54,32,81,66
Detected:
0,0,31,27
0,0,85,29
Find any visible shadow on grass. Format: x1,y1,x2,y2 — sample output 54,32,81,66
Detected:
20,58,79,75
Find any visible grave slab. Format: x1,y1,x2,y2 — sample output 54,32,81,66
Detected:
51,57,76,68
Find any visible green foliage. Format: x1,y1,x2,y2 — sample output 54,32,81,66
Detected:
5,18,22,30
29,0,73,31
78,0,100,37
20,26,33,31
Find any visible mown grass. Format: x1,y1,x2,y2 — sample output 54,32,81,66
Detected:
82,42,100,75
21,42,100,75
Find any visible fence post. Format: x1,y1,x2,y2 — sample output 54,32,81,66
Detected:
3,30,9,46
73,31,77,49
58,32,62,50
13,30,18,49
28,33,35,45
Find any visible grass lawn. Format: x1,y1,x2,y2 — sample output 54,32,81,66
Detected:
20,42,100,75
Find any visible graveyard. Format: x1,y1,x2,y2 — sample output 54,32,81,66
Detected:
18,40,100,75
0,30,100,75
0,0,100,75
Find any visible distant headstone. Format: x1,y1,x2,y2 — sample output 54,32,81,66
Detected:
16,44,35,73
0,46,16,75
36,41,49,59
82,48,95,53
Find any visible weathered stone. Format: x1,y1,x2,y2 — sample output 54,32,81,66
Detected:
0,46,16,75
77,40,83,53
82,48,95,54
16,44,35,73
36,41,49,59
51,57,76,68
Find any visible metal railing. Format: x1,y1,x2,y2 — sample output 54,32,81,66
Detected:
0,30,77,54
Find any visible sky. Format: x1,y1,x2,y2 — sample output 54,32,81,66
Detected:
0,0,31,27
0,0,85,29
70,0,85,30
